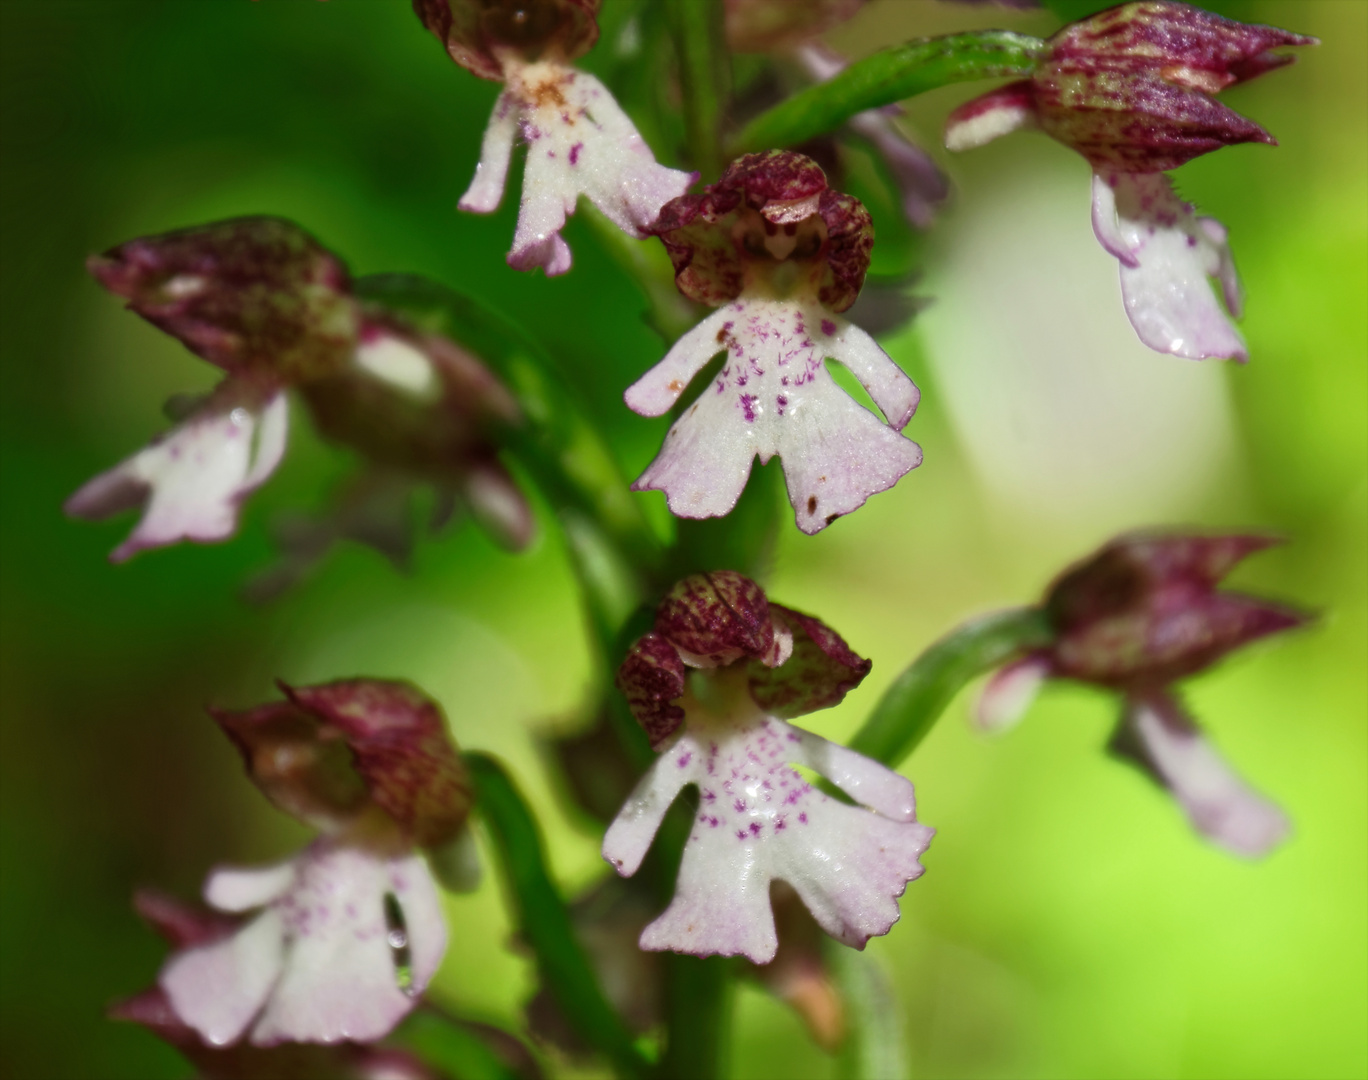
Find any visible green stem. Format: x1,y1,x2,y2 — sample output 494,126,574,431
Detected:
850,607,1053,766
665,0,729,177
466,753,651,1079
661,955,733,1080
730,30,1045,154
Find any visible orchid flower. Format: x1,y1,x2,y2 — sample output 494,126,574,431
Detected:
976,533,1309,856
143,679,476,1047
413,0,693,275
628,152,922,533
603,571,933,964
945,1,1314,360
67,218,532,569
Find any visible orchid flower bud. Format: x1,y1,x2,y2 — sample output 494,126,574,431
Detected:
414,0,693,275
627,152,922,533
945,2,1314,362
604,571,933,964
976,532,1309,856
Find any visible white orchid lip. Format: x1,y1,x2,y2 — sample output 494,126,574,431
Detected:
626,296,921,533
603,668,933,964
64,387,289,562
459,57,693,276
159,835,447,1047
1091,171,1247,362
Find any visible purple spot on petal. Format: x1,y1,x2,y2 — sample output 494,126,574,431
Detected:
569,141,583,165
821,319,836,336
799,812,808,824
677,751,692,768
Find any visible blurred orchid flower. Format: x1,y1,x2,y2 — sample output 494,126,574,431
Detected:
67,218,532,571
413,0,693,275
976,533,1310,856
945,1,1314,360
138,679,476,1047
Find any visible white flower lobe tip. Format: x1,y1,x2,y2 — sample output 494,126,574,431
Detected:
974,656,1049,734
65,388,290,562
1123,697,1289,858
604,699,933,965
945,82,1038,153
467,60,692,275
1093,171,1248,361
628,299,921,533
162,840,447,1047
354,332,439,398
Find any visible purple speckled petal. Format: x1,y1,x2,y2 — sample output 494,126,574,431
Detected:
1114,694,1289,857
629,299,920,532
654,571,778,669
616,631,688,749
1092,171,1248,361
160,907,286,1048
249,842,446,1046
973,654,1050,733
489,61,692,275
460,91,519,214
604,671,932,964
66,386,289,562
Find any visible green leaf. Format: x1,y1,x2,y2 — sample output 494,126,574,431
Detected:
730,31,1045,155
466,753,652,1079
849,607,1053,766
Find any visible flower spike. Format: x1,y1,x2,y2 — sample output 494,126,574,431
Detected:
414,0,693,275
629,153,921,534
944,2,1314,361
605,572,933,964
976,532,1309,856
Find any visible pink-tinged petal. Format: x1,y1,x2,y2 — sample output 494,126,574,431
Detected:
616,632,688,749
625,307,735,417
602,749,693,878
460,92,520,214
1199,216,1244,316
464,459,536,551
944,81,1038,153
1089,172,1139,266
823,317,919,429
654,571,777,669
781,725,915,822
160,908,286,1047
249,845,446,1046
606,675,932,964
66,387,289,562
1115,694,1289,857
205,861,298,913
495,62,692,275
1093,171,1248,362
749,604,871,719
631,299,920,532
973,655,1050,733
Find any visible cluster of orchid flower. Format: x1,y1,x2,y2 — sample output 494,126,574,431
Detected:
68,0,1315,1075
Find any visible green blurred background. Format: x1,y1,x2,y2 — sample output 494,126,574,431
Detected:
0,1,1362,1077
